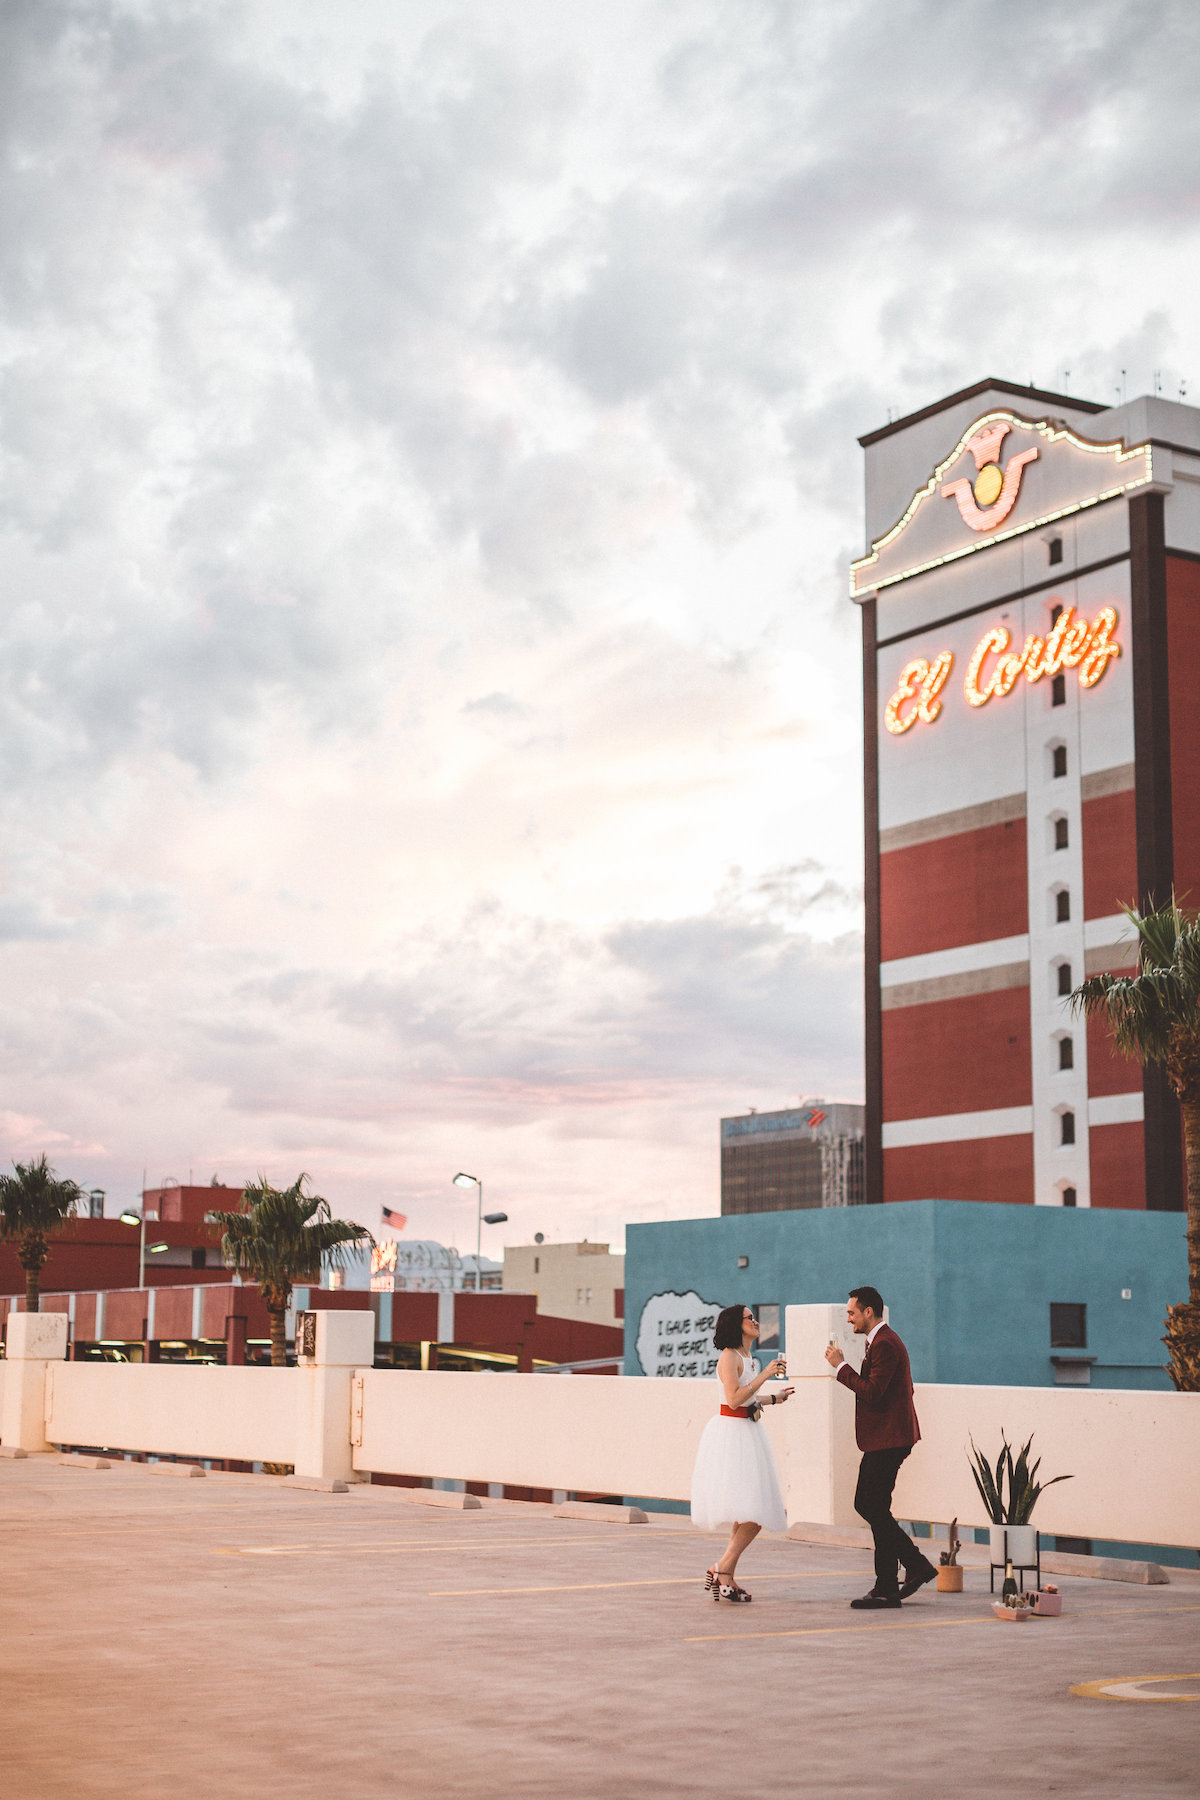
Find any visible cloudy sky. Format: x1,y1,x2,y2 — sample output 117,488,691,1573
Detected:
2,0,1197,1253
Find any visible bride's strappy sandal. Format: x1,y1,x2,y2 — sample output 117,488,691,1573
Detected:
704,1565,721,1596
717,1576,751,1602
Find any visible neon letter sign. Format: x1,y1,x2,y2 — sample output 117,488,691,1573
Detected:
883,650,954,735
883,606,1121,735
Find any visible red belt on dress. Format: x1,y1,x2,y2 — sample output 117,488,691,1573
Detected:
720,1404,750,1418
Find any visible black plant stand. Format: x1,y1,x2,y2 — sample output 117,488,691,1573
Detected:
989,1527,1042,1593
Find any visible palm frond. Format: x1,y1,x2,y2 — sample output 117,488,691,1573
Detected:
0,1155,83,1240
207,1173,374,1293
1070,896,1200,1069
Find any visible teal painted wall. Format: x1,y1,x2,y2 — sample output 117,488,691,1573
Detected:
624,1201,1186,1390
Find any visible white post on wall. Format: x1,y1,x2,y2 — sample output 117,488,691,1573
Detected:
289,1309,375,1488
778,1304,880,1529
0,1313,69,1454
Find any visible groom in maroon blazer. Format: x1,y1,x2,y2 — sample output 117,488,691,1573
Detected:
824,1286,937,1609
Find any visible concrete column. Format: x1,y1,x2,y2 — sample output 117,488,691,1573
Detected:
0,1313,68,1453
225,1313,247,1367
292,1309,374,1483
780,1305,872,1528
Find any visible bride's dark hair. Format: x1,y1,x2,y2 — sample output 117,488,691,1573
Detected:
713,1303,749,1351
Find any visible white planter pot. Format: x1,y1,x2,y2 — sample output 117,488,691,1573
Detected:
989,1523,1038,1566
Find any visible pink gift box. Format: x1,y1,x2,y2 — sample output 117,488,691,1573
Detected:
1031,1591,1062,1616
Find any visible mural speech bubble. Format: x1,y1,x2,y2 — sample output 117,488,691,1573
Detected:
635,1289,722,1379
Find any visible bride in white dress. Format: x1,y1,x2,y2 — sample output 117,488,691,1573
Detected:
691,1303,794,1601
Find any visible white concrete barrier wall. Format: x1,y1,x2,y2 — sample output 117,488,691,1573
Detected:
350,1372,1199,1547
44,1363,299,1467
4,1321,1198,1547
895,1382,1200,1548
351,1368,736,1497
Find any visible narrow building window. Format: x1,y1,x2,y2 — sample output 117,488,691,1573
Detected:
1060,1110,1076,1145
1062,1187,1077,1208
1050,602,1063,625
1059,1036,1074,1071
1048,538,1063,565
755,1304,781,1349
1056,889,1070,922
1051,1301,1086,1345
534,1256,539,1274
1051,674,1066,706
1053,744,1067,778
1057,962,1073,996
1054,816,1069,850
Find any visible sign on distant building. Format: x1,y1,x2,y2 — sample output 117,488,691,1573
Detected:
370,1240,398,1292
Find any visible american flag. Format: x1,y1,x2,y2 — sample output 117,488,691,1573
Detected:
381,1206,407,1230
807,1109,826,1128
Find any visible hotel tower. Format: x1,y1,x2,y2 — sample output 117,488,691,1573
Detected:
854,378,1200,1211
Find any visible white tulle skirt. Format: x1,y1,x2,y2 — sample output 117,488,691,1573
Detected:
690,1414,788,1533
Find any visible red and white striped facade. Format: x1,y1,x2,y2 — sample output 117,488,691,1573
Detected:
854,379,1200,1211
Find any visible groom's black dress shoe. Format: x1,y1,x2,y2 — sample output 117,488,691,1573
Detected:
898,1559,938,1599
849,1592,901,1609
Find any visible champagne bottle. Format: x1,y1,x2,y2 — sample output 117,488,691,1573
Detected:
1001,1556,1018,1602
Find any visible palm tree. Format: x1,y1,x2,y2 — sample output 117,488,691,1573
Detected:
0,1155,84,1312
1070,896,1200,1391
208,1174,374,1366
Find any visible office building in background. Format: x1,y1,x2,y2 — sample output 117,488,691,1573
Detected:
720,1102,865,1213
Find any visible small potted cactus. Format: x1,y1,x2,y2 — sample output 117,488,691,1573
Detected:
992,1594,1033,1621
936,1518,963,1591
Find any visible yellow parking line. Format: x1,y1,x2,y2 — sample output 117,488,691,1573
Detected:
1071,1672,1200,1702
686,1601,1200,1643
688,1615,994,1642
431,1570,873,1596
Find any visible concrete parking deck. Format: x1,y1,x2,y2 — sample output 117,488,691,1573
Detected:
2,1458,1197,1799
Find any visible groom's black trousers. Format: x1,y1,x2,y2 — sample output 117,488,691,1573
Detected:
854,1446,924,1596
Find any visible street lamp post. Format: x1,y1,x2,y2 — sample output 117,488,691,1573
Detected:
452,1173,509,1291
119,1209,170,1289
452,1173,483,1291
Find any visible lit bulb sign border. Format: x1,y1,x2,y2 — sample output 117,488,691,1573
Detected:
850,411,1154,599
883,604,1120,736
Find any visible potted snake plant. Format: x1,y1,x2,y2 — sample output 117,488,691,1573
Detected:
968,1432,1072,1567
